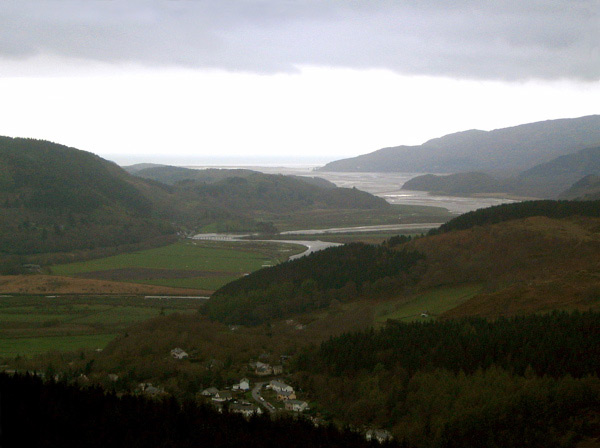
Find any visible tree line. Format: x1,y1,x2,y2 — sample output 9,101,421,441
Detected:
295,311,600,378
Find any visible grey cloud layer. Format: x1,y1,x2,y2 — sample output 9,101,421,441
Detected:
1,1,598,80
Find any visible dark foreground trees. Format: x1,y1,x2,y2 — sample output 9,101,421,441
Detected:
1,373,389,448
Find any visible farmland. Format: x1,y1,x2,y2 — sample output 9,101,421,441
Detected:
374,284,483,323
50,240,305,291
0,295,203,358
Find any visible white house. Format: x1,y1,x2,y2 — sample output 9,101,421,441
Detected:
212,390,233,402
170,347,189,359
269,380,293,393
201,387,219,397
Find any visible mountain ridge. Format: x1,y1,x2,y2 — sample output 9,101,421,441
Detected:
319,115,600,174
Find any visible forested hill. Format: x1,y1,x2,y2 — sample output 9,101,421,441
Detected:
205,238,423,325
0,137,390,263
127,164,258,185
0,137,174,258
319,115,600,173
173,173,389,215
0,137,152,214
129,165,338,189
431,199,600,234
402,172,502,195
204,200,600,325
294,313,600,447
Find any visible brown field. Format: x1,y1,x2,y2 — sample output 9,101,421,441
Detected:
441,275,600,319
409,216,600,319
0,275,211,295
74,268,236,281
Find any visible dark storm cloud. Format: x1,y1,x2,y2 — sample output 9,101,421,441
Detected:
1,0,598,80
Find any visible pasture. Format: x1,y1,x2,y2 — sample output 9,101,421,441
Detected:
0,295,202,358
375,284,483,323
50,240,304,291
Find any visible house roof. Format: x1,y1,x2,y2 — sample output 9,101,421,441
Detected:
286,399,306,406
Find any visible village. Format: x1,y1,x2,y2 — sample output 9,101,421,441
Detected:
169,347,392,442
170,348,309,418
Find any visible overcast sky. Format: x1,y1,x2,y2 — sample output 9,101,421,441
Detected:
1,1,598,165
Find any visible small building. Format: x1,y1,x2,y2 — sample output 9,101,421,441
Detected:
170,348,189,359
107,373,119,382
232,378,251,391
201,387,219,397
365,429,393,443
212,390,233,402
284,400,308,412
269,380,293,393
144,385,165,396
229,403,263,417
253,361,273,376
277,390,297,401
139,383,165,397
22,264,41,273
272,365,283,375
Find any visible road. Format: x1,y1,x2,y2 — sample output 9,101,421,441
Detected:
251,381,276,414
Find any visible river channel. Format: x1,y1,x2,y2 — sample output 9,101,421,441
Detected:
192,233,342,260
188,166,516,258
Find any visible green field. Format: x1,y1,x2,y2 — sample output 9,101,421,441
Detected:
0,295,202,358
51,240,304,290
375,284,483,324
0,334,118,358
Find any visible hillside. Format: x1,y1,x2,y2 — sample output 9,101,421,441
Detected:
131,165,365,213
560,174,600,200
204,200,600,325
0,137,397,270
402,172,503,195
0,137,175,260
129,165,257,185
132,164,338,189
511,145,600,198
319,115,600,174
401,145,600,199
293,313,600,446
399,145,600,199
